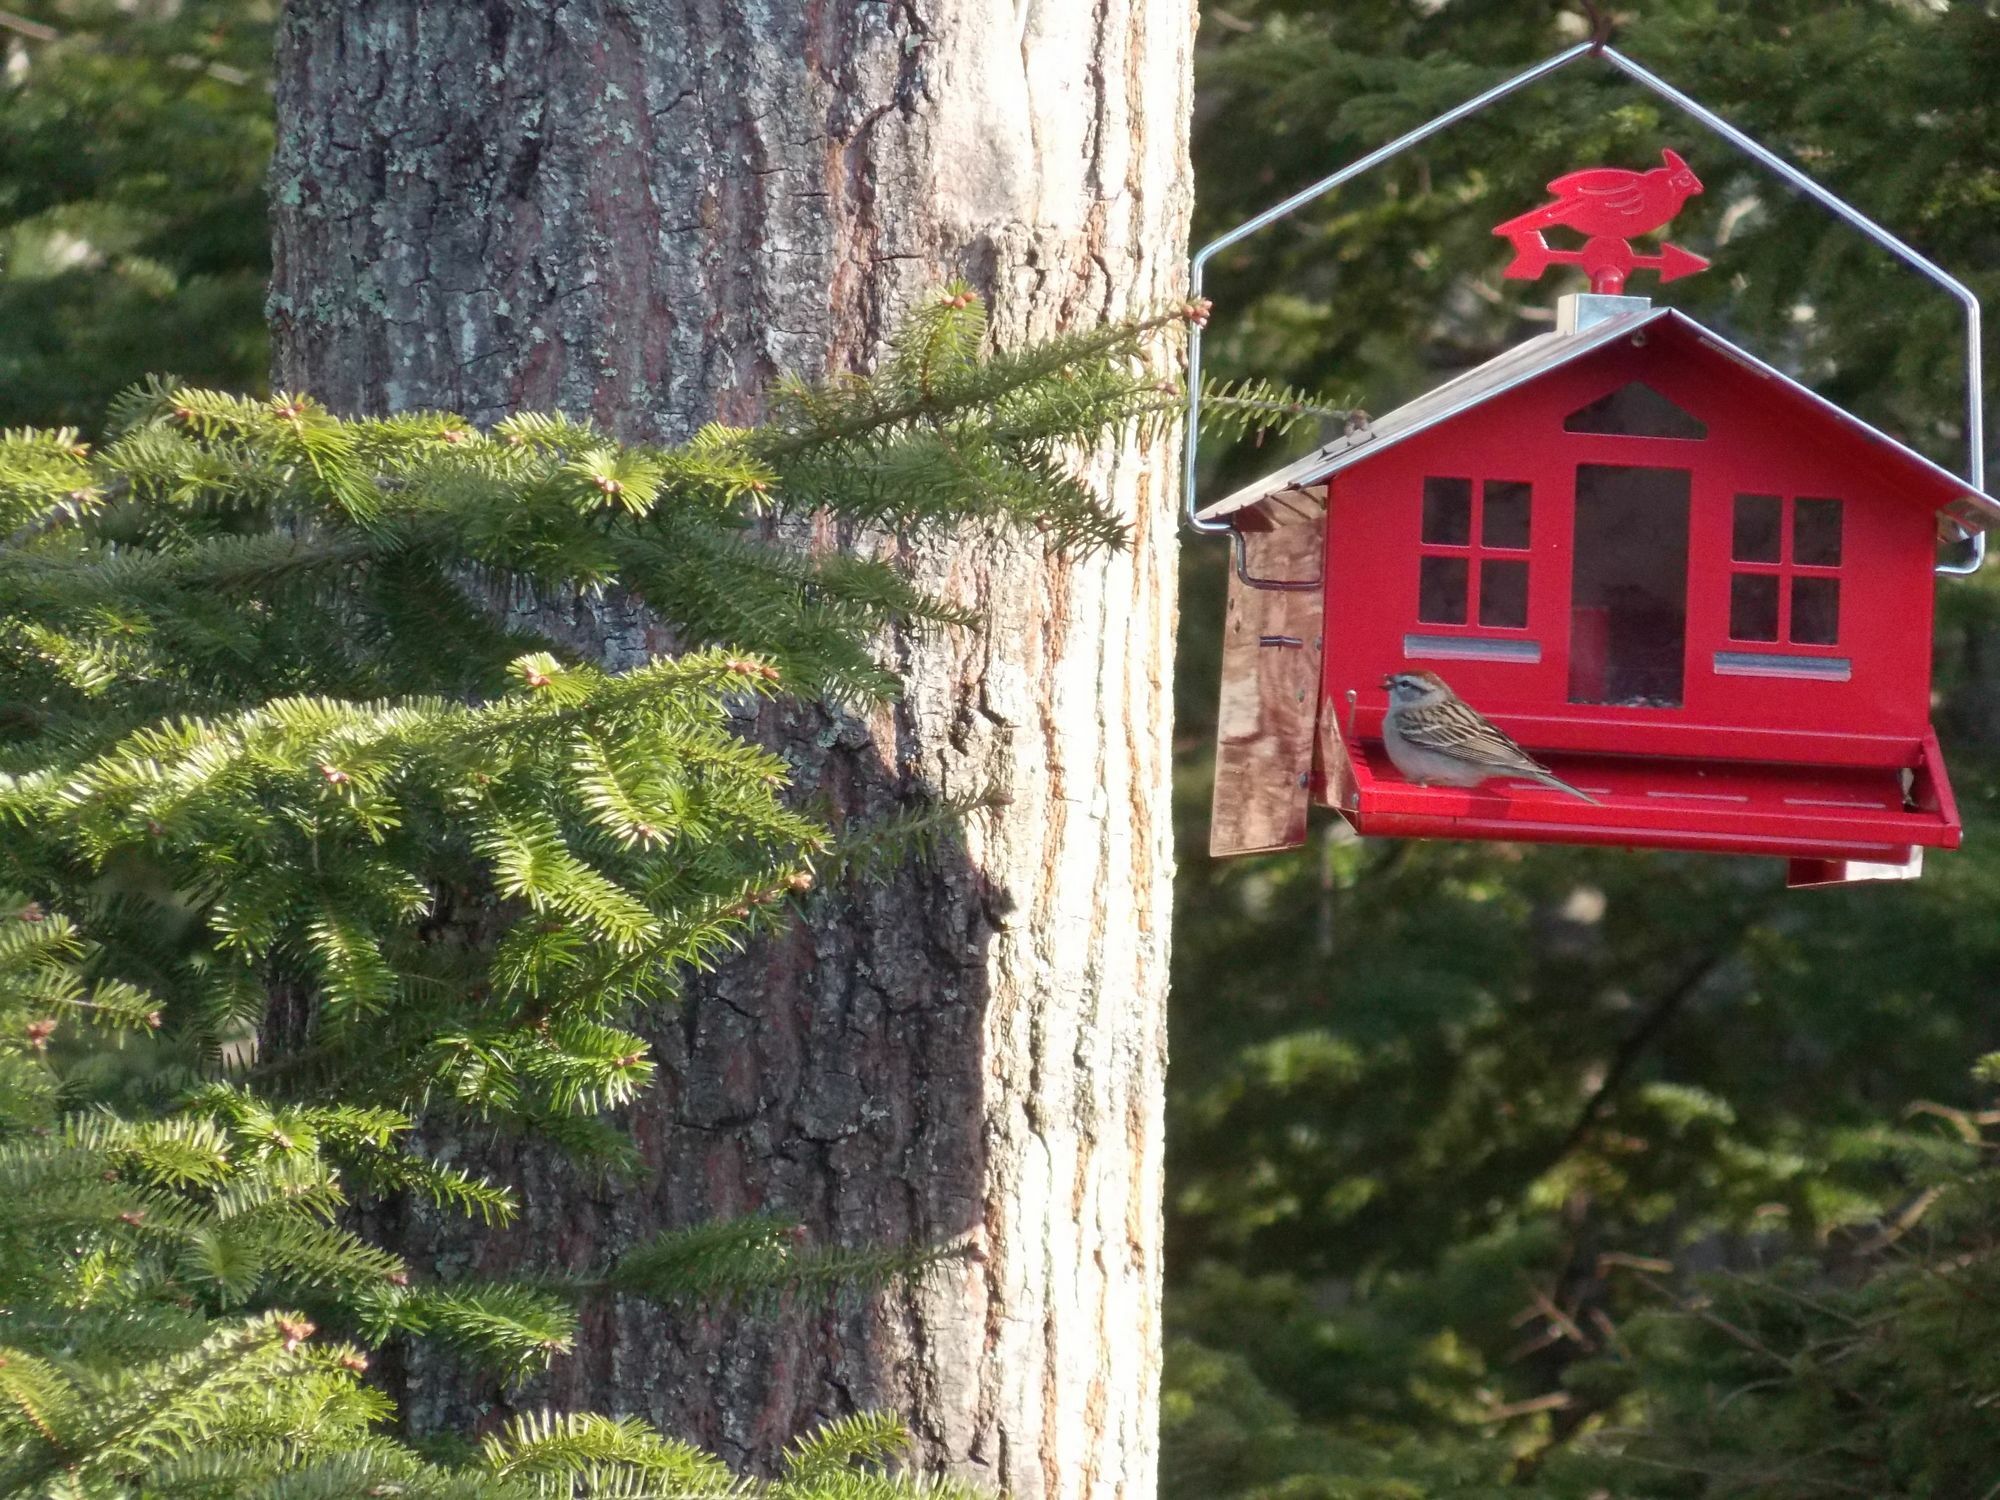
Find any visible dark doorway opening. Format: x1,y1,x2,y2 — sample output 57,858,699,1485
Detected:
1567,464,1690,707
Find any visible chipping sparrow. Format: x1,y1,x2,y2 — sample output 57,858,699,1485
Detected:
1380,670,1600,804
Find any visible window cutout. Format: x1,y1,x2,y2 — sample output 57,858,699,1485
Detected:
1419,556,1468,623
1791,577,1840,644
1732,494,1782,563
1479,559,1529,628
1568,464,1689,707
1730,574,1780,641
1794,497,1843,566
1422,477,1472,545
1482,481,1532,549
1563,382,1707,439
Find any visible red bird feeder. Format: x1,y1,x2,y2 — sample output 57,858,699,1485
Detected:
1185,45,1996,889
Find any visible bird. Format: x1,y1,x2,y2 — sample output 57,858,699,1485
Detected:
1380,670,1600,804
1492,148,1703,242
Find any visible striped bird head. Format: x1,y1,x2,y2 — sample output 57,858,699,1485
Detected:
1382,669,1454,710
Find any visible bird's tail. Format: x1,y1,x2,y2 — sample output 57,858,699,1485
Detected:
1492,202,1565,238
1531,769,1601,805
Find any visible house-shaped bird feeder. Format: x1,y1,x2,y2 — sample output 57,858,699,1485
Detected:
1188,45,1998,888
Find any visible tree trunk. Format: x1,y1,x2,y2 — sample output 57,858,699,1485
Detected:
269,6,1191,1500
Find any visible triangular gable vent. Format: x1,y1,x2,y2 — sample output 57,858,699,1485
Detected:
1563,381,1707,439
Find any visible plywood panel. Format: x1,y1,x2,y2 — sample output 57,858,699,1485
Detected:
1210,516,1326,856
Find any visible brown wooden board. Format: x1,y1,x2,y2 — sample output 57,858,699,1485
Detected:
1210,515,1326,856
1314,685,1360,816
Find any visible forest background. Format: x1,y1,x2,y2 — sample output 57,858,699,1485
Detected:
3,1,1998,1495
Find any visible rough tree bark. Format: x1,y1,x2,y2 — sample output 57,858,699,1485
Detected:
269,6,1192,1500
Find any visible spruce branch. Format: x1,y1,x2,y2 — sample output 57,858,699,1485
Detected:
1197,376,1359,444
479,1410,736,1491
600,1215,974,1315
777,1412,914,1487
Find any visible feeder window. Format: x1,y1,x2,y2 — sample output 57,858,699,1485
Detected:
1731,493,1782,563
1729,574,1780,640
1792,576,1841,644
1727,493,1844,648
1563,382,1707,440
1416,476,1534,628
1422,477,1473,544
1480,559,1530,628
1794,497,1843,566
1419,556,1470,623
1483,480,1533,548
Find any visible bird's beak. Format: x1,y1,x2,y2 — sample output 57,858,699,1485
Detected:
1379,675,1395,691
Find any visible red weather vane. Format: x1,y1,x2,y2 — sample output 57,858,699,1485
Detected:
1493,148,1710,294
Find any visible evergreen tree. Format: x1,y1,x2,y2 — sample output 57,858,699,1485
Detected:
1552,1067,2000,1496
0,292,1213,1493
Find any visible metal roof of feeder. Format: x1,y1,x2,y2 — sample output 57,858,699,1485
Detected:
1197,298,2000,540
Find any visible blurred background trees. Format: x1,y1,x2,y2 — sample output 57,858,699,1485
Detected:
0,2,273,431
5,1,2000,1495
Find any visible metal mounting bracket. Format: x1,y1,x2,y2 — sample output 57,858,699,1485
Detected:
1183,40,1987,577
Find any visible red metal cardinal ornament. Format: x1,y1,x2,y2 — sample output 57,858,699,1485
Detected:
1494,148,1710,293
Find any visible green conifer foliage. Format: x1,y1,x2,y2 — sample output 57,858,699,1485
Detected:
0,292,1222,1495
1550,1080,2000,1496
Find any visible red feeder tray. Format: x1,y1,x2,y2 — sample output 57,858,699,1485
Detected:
1316,718,1959,887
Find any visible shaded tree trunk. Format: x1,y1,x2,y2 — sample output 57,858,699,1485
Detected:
269,5,1191,1499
